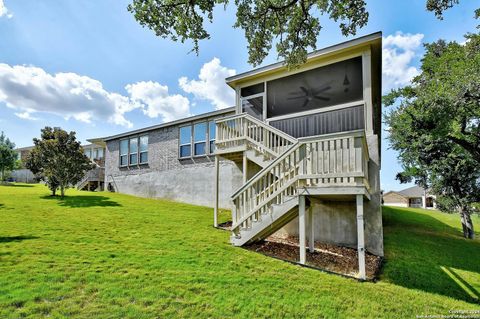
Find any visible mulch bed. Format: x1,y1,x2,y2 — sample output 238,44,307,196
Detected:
216,221,232,231
246,235,383,280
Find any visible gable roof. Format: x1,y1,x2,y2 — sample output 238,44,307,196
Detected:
398,186,426,198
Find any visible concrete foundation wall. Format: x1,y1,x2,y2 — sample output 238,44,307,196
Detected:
105,114,242,209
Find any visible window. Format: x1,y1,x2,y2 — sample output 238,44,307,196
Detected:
139,135,148,164
209,121,216,153
194,122,207,156
120,140,128,166
241,83,265,120
129,137,138,165
179,126,192,158
84,149,92,159
95,148,104,159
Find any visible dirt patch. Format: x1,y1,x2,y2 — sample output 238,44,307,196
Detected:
217,221,232,231
246,235,382,280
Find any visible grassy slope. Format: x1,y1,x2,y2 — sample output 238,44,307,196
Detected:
0,184,478,318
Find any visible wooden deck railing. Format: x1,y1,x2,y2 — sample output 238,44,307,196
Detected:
230,130,370,236
215,113,297,160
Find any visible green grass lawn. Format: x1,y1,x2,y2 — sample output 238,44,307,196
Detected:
0,184,479,318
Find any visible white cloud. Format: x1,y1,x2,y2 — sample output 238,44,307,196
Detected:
0,0,13,18
382,32,424,92
0,63,139,127
0,63,193,127
15,111,37,120
126,81,190,122
179,57,236,110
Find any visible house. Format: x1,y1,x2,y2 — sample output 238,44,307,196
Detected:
383,186,436,209
11,144,106,189
90,32,383,279
11,146,36,183
77,143,106,191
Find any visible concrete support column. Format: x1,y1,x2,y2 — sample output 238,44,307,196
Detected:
356,194,366,280
308,207,315,253
299,195,306,264
242,152,248,183
214,156,219,227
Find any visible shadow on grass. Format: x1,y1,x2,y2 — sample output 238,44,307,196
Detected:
0,183,34,187
0,235,39,243
41,195,122,208
382,206,480,304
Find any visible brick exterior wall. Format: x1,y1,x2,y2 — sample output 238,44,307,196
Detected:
383,192,408,207
104,112,243,208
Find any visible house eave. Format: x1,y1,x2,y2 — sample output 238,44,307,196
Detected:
225,31,382,88
89,106,235,143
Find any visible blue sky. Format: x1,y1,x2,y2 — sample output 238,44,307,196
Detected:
0,0,478,191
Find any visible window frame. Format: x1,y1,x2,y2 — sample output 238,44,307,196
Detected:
179,125,193,159
119,135,149,167
129,137,138,166
208,120,216,154
139,135,149,165
193,121,208,157
119,139,129,167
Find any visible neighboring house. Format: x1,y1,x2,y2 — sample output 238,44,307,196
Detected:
11,144,106,189
383,186,436,209
11,146,36,183
90,32,383,279
78,144,106,191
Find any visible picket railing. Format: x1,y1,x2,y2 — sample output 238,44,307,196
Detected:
77,167,105,190
215,113,297,160
231,130,369,236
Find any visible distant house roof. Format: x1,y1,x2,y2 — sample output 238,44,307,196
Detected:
384,186,427,199
15,146,34,152
398,186,426,198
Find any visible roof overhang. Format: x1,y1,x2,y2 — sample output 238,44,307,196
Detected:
226,31,382,88
88,107,235,143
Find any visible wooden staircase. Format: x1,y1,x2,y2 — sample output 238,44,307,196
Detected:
216,113,371,245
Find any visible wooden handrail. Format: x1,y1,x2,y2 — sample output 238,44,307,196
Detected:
231,131,370,234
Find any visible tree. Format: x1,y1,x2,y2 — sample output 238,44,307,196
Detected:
384,23,480,239
128,0,461,68
0,132,17,182
25,127,95,198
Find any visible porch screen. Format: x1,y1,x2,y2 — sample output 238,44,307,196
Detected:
269,105,364,138
266,57,363,118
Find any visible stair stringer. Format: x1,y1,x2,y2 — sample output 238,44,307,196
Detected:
231,196,304,246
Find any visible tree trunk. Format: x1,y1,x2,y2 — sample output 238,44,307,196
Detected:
60,185,65,199
459,207,475,239
52,188,56,196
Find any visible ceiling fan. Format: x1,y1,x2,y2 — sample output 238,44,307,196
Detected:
287,85,331,107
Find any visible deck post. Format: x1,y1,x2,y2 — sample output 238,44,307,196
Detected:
214,156,219,227
299,195,306,264
356,194,366,280
242,152,248,183
308,207,315,253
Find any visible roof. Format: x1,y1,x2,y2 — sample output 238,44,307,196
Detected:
15,146,34,152
385,186,427,199
226,31,382,87
89,107,235,143
398,186,426,198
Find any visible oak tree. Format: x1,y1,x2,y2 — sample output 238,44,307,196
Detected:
128,0,460,67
